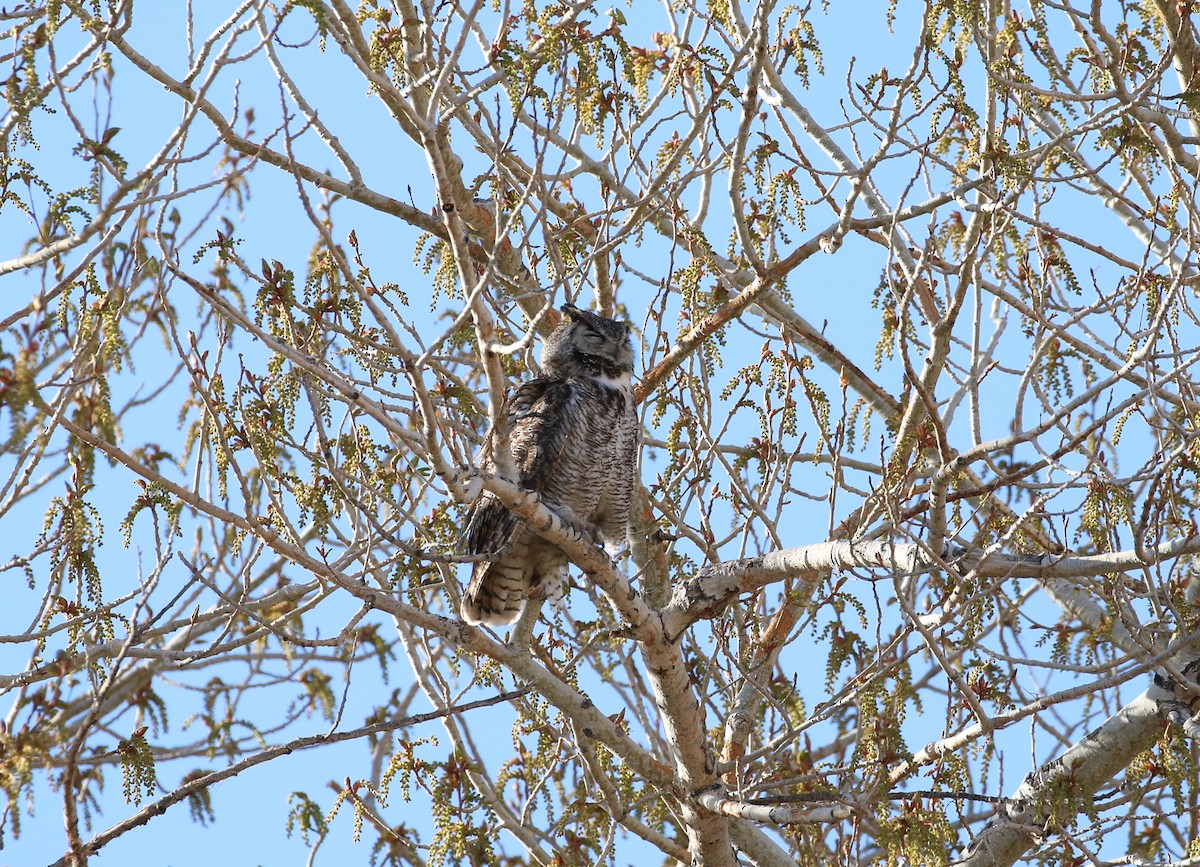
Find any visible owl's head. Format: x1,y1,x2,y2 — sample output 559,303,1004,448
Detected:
540,303,634,383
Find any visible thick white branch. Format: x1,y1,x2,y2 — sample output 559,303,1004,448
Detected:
695,789,852,824
955,649,1200,867
662,539,1200,638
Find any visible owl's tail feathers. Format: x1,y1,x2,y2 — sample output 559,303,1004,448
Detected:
461,559,528,625
460,496,529,625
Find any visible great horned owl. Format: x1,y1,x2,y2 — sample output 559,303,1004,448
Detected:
460,304,639,626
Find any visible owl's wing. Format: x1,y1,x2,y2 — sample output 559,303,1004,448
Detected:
460,492,520,558
459,377,578,557
507,377,581,493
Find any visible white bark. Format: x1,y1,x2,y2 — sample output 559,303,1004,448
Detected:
956,649,1200,867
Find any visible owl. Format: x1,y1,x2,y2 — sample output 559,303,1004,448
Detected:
460,303,639,626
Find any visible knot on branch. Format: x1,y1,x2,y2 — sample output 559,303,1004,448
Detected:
661,560,750,641
1154,654,1200,739
443,466,484,504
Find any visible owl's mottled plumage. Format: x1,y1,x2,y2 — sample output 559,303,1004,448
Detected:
460,304,639,626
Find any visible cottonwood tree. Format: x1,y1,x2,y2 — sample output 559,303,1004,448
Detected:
2,0,1200,865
